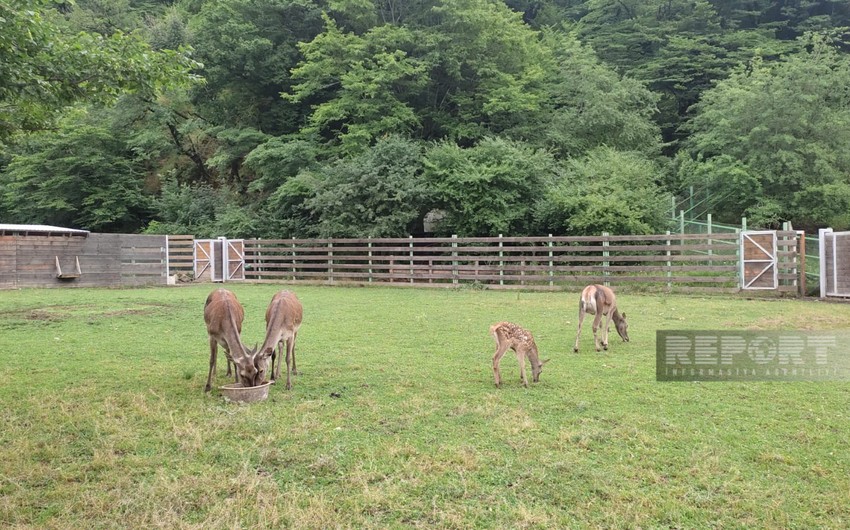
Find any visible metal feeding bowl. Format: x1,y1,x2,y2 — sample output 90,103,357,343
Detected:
219,381,271,403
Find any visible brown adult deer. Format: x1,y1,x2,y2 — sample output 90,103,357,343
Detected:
203,289,259,392
573,284,629,353
258,290,303,390
490,321,550,388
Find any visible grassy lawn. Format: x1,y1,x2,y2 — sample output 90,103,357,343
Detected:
1,284,849,528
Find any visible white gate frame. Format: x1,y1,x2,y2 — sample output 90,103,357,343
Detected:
740,231,778,290
222,237,245,281
194,239,214,281
819,228,850,297
194,237,245,283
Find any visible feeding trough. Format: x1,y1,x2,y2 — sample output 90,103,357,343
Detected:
219,381,271,403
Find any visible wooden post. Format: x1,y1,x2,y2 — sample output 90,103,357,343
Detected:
291,237,296,281
452,235,458,285
798,231,806,297
368,238,372,283
328,241,333,284
707,213,713,264
548,234,554,288
498,234,504,286
666,230,672,290
602,231,610,287
409,235,414,284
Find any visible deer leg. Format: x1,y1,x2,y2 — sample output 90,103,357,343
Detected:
516,349,528,387
272,341,282,382
225,358,233,377
602,312,613,350
290,332,298,375
592,312,604,352
205,337,218,393
285,339,295,390
492,342,509,388
574,307,586,353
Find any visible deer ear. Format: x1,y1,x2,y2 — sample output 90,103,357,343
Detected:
621,312,627,319
542,358,551,365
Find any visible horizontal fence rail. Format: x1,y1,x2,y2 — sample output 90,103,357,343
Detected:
239,232,801,293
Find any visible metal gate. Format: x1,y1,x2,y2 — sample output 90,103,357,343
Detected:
819,228,850,297
194,238,245,282
740,231,777,290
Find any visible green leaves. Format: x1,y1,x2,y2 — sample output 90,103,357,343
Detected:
424,137,557,236
0,0,200,139
0,121,150,231
679,34,850,228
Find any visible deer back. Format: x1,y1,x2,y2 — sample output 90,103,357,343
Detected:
261,290,303,353
204,289,248,359
581,284,617,316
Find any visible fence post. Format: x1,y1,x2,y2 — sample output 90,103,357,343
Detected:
165,235,171,278
409,235,414,284
741,217,747,232
452,235,458,285
499,234,504,286
602,231,610,287
798,231,806,297
548,234,554,288
666,230,672,290
368,237,372,283
707,213,713,264
818,228,830,298
328,241,334,284
291,237,296,281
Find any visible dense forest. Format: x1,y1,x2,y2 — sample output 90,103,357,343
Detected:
2,0,850,237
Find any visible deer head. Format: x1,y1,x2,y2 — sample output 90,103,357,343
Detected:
615,312,629,342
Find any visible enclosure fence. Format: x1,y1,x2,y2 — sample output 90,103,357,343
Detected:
213,232,802,294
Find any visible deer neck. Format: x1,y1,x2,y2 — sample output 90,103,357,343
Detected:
611,307,622,323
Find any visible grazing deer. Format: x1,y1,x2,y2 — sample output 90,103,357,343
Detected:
573,284,629,353
490,322,550,388
203,289,259,392
258,290,303,390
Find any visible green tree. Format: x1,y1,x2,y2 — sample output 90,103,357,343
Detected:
528,29,661,159
0,119,151,231
0,0,200,140
678,35,850,229
286,0,551,150
187,0,324,134
303,135,430,237
536,147,669,235
424,137,558,236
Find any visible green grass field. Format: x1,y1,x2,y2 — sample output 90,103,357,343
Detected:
1,284,849,528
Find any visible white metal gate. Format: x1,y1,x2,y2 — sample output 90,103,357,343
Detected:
819,228,850,297
740,231,778,290
224,239,245,281
193,238,245,282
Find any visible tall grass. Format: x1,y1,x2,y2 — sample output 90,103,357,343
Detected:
1,284,849,528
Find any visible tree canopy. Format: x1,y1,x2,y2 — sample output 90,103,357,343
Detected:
2,0,849,236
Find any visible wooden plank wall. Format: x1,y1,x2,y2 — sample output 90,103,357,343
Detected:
0,233,167,289
241,232,800,293
166,235,195,278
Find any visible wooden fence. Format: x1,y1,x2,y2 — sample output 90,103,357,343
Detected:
166,235,194,278
1,233,167,289
240,232,801,294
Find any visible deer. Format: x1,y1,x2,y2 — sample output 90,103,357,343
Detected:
490,321,550,388
203,289,260,392
573,284,629,353
258,290,303,390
